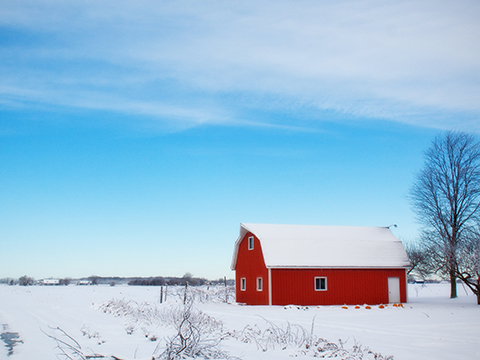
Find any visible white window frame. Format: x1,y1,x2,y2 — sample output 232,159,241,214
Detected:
314,277,327,291
248,236,254,250
240,277,246,291
257,277,263,291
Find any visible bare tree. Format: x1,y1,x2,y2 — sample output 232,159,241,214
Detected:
88,276,99,285
404,241,431,280
410,131,480,298
18,275,34,286
455,228,480,304
59,278,71,286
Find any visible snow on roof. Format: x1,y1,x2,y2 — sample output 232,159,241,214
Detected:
231,223,410,270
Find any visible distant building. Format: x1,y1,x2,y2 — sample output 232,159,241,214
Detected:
77,280,92,285
40,279,60,286
231,223,410,306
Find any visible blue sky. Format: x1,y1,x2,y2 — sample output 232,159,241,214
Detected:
1,0,479,280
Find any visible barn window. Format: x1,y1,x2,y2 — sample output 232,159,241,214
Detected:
248,236,254,250
315,277,327,291
240,278,246,291
257,277,263,291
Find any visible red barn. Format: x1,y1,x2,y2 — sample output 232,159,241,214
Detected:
231,223,410,306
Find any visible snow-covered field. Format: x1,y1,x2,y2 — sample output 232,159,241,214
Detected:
0,283,479,360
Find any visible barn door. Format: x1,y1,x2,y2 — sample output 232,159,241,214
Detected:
388,277,400,303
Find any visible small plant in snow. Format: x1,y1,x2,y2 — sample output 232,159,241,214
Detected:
42,326,109,360
79,325,105,344
124,323,136,335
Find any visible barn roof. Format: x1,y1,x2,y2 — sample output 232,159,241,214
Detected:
231,223,410,270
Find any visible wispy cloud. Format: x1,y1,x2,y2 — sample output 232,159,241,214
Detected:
1,0,479,131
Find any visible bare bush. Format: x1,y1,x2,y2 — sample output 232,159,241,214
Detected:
233,318,311,353
93,295,233,359
95,299,162,327
232,317,394,359
153,301,232,360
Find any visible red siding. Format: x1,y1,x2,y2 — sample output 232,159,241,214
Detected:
234,232,269,305
271,268,407,306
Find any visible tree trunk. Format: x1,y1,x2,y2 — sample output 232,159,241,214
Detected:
477,293,480,305
449,269,457,298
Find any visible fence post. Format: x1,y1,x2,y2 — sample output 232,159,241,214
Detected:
184,281,188,304
224,276,227,303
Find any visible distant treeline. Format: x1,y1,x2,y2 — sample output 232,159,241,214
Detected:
127,276,208,286
0,275,234,287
